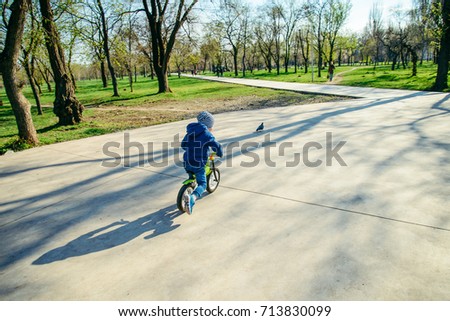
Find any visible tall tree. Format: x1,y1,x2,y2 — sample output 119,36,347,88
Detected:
39,0,84,125
322,0,352,64
413,0,433,64
142,0,198,93
212,0,247,77
75,1,107,87
254,14,275,73
297,25,311,73
433,0,450,90
21,2,43,115
199,34,220,73
241,8,250,77
96,0,120,96
266,2,283,75
0,0,39,145
305,0,327,77
279,0,302,73
368,1,383,67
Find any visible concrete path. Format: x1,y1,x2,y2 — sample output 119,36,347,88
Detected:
1,78,450,300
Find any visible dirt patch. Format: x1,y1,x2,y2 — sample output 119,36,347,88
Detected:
88,93,349,129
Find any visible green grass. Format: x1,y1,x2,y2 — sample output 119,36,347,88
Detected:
211,61,447,91
204,67,332,84
22,75,300,107
336,62,441,91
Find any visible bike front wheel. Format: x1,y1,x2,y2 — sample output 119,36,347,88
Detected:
206,168,220,193
177,184,194,212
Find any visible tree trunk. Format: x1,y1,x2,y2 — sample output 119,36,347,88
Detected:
24,60,43,115
142,0,198,94
67,38,77,89
97,0,119,96
433,0,450,91
411,50,418,77
0,0,39,145
155,67,170,93
294,53,298,73
242,52,246,78
150,62,154,79
127,66,133,92
100,60,107,88
39,0,84,125
391,55,398,71
233,46,239,77
317,46,323,77
37,63,53,92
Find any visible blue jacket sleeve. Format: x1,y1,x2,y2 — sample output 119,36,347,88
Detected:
209,139,223,158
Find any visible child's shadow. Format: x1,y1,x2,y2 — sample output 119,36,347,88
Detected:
33,205,181,265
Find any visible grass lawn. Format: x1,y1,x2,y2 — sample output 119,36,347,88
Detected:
336,62,440,91
209,61,446,91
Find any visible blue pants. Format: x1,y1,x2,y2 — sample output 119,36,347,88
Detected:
185,164,206,199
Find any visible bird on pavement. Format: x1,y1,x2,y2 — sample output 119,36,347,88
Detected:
256,122,264,132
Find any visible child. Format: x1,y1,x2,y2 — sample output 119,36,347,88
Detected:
181,111,223,214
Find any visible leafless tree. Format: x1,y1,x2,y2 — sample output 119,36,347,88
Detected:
142,0,198,93
211,0,248,77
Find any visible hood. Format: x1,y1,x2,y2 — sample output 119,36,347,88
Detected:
186,122,208,137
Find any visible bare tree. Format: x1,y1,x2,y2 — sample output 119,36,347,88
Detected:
305,0,327,77
297,24,312,73
96,0,120,96
76,1,108,87
142,0,198,93
322,0,352,64
279,0,302,73
270,3,283,75
0,0,39,145
368,1,384,68
413,0,433,64
118,1,140,92
212,0,248,77
254,14,275,73
241,8,250,77
199,33,221,73
136,21,155,79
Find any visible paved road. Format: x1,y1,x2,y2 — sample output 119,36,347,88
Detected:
1,78,449,300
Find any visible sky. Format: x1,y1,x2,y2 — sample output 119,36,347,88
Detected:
247,0,414,34
344,0,413,33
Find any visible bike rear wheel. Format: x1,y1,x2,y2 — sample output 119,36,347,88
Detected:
177,184,194,212
206,168,220,193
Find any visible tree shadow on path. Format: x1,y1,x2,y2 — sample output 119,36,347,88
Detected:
32,205,181,265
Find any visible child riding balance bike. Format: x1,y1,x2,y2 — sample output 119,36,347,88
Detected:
178,111,223,215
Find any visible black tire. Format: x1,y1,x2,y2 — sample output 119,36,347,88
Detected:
206,168,220,193
177,184,194,212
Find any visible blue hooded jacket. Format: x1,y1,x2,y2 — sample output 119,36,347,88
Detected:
181,123,223,168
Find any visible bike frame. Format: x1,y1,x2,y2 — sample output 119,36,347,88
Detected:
182,153,216,186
